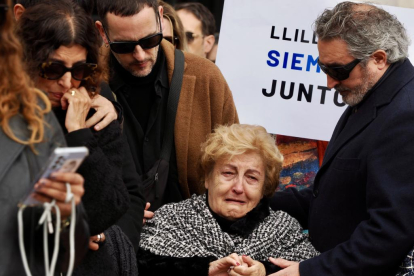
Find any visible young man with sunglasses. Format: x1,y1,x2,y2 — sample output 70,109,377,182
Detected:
269,2,414,276
95,0,238,214
176,2,215,58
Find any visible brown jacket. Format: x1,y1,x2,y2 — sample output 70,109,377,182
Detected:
162,40,239,197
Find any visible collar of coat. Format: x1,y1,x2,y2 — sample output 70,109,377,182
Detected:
206,192,270,238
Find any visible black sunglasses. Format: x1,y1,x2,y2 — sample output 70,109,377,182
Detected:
185,31,203,44
0,4,9,26
103,13,163,54
39,62,97,81
164,36,178,46
317,58,362,81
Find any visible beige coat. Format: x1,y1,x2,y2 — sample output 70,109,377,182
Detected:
161,40,239,197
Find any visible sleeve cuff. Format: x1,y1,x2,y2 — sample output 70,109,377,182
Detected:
65,128,94,147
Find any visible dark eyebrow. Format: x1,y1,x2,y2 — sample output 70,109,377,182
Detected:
319,60,346,67
112,31,159,43
48,59,87,66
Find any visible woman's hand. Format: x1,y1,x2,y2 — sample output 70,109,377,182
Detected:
209,253,244,276
230,255,266,276
143,202,154,225
85,94,118,131
33,171,84,218
88,232,106,250
61,87,91,132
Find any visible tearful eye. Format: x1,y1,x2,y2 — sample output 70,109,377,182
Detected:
222,171,234,176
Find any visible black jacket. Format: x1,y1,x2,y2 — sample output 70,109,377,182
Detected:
271,59,414,275
99,84,146,252
54,108,129,235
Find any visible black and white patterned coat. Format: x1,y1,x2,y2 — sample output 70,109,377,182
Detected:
138,194,319,275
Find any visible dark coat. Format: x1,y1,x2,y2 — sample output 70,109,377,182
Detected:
271,59,414,276
54,109,130,236
99,85,146,252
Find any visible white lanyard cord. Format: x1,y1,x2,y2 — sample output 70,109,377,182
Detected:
18,183,76,276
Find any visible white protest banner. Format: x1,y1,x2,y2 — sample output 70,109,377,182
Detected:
217,0,414,141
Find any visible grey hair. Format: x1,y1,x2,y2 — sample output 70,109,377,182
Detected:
314,1,410,63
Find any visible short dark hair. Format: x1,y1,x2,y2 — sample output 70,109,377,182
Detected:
175,2,215,36
16,0,39,8
97,0,158,26
17,0,102,93
17,0,95,15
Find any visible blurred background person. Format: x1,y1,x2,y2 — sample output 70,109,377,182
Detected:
138,124,318,275
207,32,219,63
0,0,88,274
176,2,215,58
159,0,187,51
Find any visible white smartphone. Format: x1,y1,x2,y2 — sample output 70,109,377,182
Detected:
20,147,89,206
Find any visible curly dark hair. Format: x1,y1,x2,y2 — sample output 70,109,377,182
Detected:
17,0,102,94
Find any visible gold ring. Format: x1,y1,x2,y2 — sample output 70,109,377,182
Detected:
71,90,76,96
97,234,101,243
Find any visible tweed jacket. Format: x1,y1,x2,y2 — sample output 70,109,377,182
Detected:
138,194,319,275
0,106,89,275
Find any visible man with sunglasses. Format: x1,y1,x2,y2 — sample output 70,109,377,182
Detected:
269,2,414,276
176,2,216,58
95,0,238,215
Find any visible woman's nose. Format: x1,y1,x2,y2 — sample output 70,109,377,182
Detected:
58,72,73,90
232,177,244,194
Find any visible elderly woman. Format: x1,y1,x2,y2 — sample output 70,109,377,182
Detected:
138,124,319,275
0,0,88,274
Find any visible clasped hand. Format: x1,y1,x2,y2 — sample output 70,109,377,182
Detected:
209,254,266,276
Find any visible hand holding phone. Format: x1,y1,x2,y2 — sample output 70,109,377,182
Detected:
21,147,89,207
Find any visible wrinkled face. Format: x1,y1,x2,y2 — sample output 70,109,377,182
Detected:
205,152,265,221
318,39,377,106
103,6,162,77
176,9,206,57
36,44,87,107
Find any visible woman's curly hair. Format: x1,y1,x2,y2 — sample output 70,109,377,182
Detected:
0,0,50,150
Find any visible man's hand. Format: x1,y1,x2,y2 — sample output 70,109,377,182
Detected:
85,94,118,131
143,202,154,225
230,255,266,276
268,258,300,276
